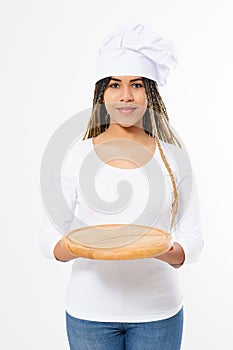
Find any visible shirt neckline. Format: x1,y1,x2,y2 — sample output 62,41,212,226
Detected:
88,137,158,172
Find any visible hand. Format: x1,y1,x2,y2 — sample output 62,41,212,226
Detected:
54,240,79,262
153,242,185,268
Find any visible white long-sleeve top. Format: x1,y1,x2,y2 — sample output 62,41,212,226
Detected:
40,137,204,322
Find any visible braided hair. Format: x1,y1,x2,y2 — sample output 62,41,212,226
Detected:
82,77,182,231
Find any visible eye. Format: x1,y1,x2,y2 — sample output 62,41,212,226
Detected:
132,83,143,88
109,83,119,88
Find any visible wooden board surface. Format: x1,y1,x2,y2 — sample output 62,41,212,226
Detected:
61,224,172,260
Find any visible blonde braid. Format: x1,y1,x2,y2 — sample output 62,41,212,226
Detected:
143,78,181,232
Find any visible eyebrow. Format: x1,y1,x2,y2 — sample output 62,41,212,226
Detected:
110,77,143,82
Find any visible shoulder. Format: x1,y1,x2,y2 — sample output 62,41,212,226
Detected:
61,137,92,170
65,137,91,158
158,141,193,183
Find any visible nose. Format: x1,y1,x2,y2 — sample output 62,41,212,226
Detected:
120,87,134,102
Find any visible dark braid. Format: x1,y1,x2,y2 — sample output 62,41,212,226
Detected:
82,76,182,231
82,77,111,139
142,78,181,146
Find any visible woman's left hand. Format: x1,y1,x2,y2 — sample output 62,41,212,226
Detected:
153,242,185,268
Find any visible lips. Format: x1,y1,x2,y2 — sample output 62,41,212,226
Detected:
117,107,137,115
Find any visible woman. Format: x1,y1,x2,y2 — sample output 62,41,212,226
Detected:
40,24,204,350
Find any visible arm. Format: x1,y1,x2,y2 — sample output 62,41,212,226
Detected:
174,171,204,265
154,170,204,268
39,144,80,262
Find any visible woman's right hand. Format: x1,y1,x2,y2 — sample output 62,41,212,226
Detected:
53,240,79,262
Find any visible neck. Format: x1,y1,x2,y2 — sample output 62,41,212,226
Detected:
103,122,149,141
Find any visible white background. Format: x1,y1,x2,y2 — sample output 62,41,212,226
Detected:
3,0,233,349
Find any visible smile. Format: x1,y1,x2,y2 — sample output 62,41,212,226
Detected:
117,107,137,115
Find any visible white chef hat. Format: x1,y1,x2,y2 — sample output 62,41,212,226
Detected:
95,23,178,86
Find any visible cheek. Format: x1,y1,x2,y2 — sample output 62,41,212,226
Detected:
103,90,117,103
135,91,147,106
103,92,117,114
142,93,148,106
105,104,115,115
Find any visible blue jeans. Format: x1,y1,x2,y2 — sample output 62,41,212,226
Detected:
66,308,183,350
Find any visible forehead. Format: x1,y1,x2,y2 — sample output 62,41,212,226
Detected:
110,76,143,82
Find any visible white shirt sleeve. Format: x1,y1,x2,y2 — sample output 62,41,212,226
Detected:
39,148,78,260
174,170,204,264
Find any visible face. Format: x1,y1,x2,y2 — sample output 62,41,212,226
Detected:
102,76,148,128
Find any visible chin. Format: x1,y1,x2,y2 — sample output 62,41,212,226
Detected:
118,122,133,128
114,118,141,128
